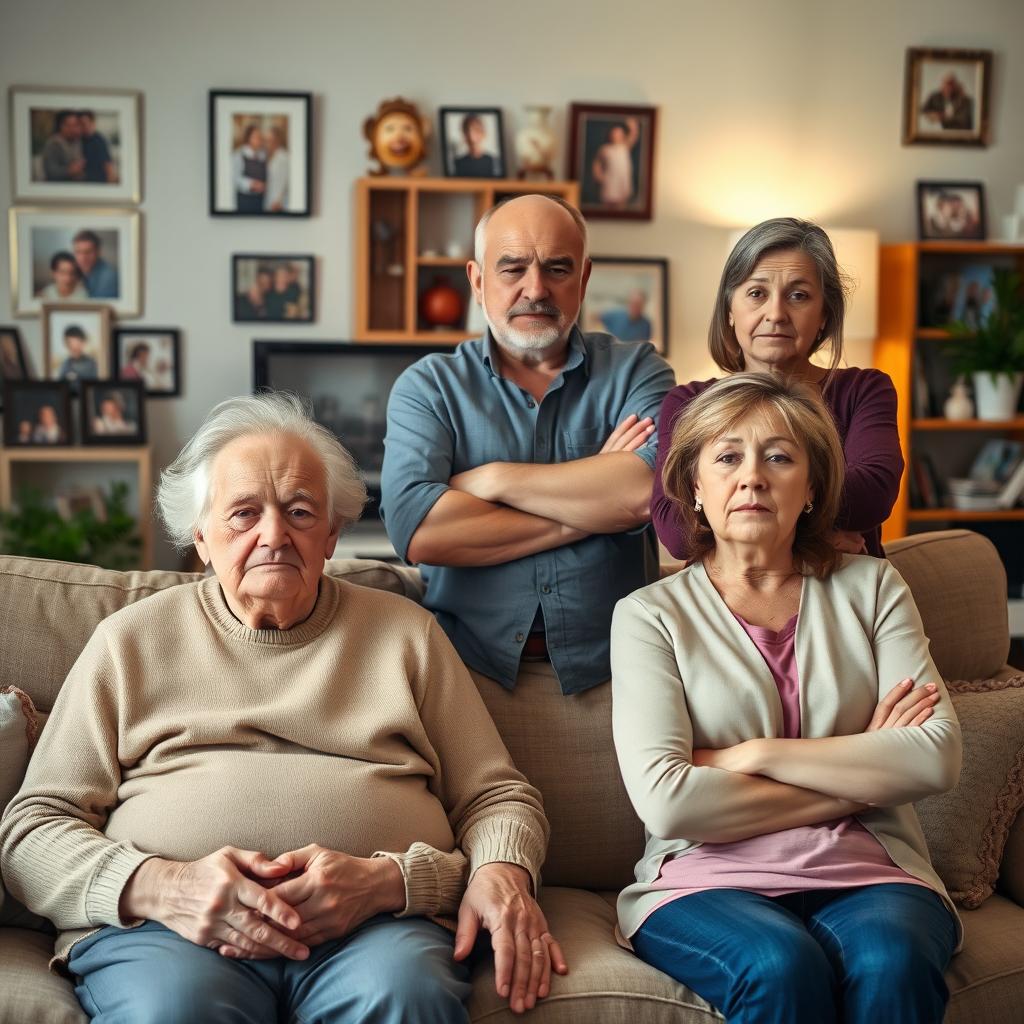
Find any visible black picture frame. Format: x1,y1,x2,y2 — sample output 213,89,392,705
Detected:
2,380,73,446
583,256,670,355
232,254,316,323
0,326,30,408
568,103,657,221
112,327,181,397
438,107,507,179
916,181,987,241
903,48,992,147
80,380,146,445
208,89,312,217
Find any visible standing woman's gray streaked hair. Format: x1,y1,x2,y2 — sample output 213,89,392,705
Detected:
156,391,367,550
708,218,850,377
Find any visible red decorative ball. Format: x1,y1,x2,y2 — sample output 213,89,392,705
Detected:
419,278,464,327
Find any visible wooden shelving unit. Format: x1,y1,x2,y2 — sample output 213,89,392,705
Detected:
0,446,154,569
354,176,580,345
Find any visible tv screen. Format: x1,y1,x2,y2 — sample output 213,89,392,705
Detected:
252,340,452,520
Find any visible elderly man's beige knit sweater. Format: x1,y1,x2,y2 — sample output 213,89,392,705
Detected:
0,575,547,958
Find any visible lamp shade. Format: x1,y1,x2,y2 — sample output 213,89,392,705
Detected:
725,226,879,342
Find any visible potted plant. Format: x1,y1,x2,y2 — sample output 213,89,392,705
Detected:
948,269,1024,420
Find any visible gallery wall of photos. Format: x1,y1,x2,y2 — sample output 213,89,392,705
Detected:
0,44,1005,454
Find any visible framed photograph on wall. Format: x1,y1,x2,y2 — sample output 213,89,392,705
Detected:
903,48,992,147
9,206,141,317
80,380,146,445
569,103,657,220
8,86,142,204
917,181,986,240
2,380,73,446
232,255,315,323
582,256,669,354
42,303,111,392
113,327,181,396
209,90,312,216
0,327,30,407
439,107,506,178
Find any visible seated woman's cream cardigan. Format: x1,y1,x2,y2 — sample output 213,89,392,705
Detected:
611,553,963,945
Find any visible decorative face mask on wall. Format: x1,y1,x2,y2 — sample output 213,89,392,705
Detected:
363,98,430,176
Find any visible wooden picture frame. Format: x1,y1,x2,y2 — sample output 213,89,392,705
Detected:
80,380,146,445
903,48,992,147
112,327,181,397
916,181,986,240
583,256,670,354
439,107,507,178
0,327,30,407
209,89,312,216
2,380,73,446
568,102,657,220
42,302,112,393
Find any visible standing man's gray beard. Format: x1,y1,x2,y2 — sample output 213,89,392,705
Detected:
483,295,571,356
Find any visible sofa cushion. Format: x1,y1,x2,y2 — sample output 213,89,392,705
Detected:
915,677,1024,908
885,531,1010,681
0,927,86,1024
466,887,721,1023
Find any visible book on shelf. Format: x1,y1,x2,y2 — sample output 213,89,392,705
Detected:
910,453,941,509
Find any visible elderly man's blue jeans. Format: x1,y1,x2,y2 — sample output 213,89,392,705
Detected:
632,883,957,1024
69,915,471,1023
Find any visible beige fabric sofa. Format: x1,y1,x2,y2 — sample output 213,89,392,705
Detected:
1,529,1022,1023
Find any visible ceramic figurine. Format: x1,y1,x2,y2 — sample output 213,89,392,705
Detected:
943,379,975,420
363,98,430,176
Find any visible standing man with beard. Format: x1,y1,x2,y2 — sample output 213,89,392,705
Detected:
381,194,674,702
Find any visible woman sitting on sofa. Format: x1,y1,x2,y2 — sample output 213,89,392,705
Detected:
651,217,903,561
0,392,564,1024
612,373,962,1024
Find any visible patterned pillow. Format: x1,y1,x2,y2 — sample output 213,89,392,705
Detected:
915,675,1024,908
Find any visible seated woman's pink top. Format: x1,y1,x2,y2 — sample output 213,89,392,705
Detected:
648,611,930,916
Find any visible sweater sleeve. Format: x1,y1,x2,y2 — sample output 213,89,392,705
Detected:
382,618,548,916
0,627,154,931
832,370,905,534
651,383,702,559
611,593,776,841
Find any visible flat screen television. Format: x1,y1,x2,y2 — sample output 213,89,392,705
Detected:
252,340,452,521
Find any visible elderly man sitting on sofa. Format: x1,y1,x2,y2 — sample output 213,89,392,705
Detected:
0,393,564,1024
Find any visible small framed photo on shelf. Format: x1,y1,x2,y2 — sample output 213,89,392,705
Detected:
903,48,992,147
569,103,657,220
232,255,315,323
917,181,986,240
9,206,142,317
2,380,73,446
112,327,181,396
55,487,107,522
42,302,111,393
209,90,312,216
0,327,30,405
582,257,669,354
439,107,506,178
8,86,142,204
80,380,146,445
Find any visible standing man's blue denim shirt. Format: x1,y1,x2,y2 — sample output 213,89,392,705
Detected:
380,328,675,695
83,259,119,299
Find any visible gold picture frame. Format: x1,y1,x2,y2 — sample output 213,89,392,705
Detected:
903,47,992,147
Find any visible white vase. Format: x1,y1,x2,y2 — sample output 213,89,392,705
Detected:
515,106,556,179
972,371,1024,420
943,380,975,420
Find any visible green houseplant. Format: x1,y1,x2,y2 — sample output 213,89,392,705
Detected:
0,482,141,570
947,268,1024,420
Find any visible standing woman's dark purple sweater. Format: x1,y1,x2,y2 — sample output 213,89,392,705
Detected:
651,368,904,559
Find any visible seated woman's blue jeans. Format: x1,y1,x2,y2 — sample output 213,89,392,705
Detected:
68,915,471,1024
632,883,957,1024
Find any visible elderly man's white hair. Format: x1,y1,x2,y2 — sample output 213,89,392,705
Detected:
473,194,589,265
157,392,367,550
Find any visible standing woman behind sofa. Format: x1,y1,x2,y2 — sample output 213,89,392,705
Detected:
652,218,902,559
612,374,961,1024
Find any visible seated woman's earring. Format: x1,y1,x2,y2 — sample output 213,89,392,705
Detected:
694,498,703,513
804,501,814,514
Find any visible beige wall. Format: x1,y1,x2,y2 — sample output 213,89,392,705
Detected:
2,0,1023,564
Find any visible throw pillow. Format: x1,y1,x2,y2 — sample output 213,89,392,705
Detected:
1,686,40,919
915,675,1024,909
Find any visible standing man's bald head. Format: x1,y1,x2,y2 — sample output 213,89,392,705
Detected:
468,195,591,362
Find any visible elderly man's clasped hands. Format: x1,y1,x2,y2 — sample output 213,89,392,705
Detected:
123,845,566,1015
